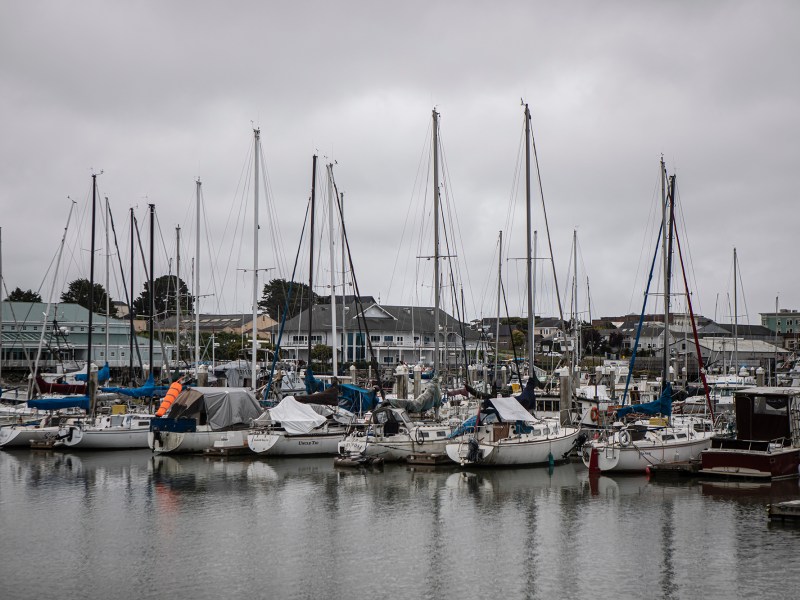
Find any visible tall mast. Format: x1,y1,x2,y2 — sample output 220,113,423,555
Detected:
129,208,135,382
327,164,338,376
148,203,155,382
195,179,201,372
532,230,538,371
252,129,260,391
432,109,441,376
660,158,670,389
733,247,738,376
104,198,110,363
307,155,317,369
341,191,347,365
494,230,502,383
175,225,181,370
524,104,534,372
88,175,97,418
572,229,579,370
774,294,779,385
0,226,3,384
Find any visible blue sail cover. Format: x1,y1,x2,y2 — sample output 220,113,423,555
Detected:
339,383,378,413
617,383,673,419
448,414,477,438
74,363,111,383
304,367,327,394
101,374,169,398
28,396,90,411
515,378,537,410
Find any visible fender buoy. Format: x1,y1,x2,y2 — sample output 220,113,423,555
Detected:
155,381,183,417
590,407,599,422
619,429,632,447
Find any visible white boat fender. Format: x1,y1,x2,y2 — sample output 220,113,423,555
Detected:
416,429,425,445
619,429,632,447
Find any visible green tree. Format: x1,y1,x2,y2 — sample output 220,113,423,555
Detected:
6,287,42,302
60,279,116,316
510,329,526,352
132,275,193,319
259,278,319,321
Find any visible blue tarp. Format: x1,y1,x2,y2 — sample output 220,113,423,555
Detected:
304,367,326,394
101,374,169,398
617,383,673,419
339,383,379,413
515,378,537,410
28,395,90,411
75,363,111,383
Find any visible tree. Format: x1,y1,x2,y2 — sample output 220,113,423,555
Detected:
6,287,42,302
132,275,193,319
510,329,526,352
259,278,319,321
60,279,116,316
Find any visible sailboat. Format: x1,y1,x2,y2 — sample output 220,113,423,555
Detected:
580,160,715,473
445,104,581,467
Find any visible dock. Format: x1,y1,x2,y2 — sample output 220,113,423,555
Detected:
768,500,800,522
646,460,701,478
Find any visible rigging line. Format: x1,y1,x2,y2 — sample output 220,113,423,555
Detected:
331,175,384,400
527,109,566,342
108,205,144,371
386,118,433,302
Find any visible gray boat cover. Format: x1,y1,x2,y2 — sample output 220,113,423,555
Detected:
387,378,442,413
487,396,536,423
166,387,262,430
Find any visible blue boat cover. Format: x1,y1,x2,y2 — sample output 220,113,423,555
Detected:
74,363,111,383
304,367,327,394
616,383,673,419
339,383,379,413
28,395,90,411
515,378,537,410
101,373,169,398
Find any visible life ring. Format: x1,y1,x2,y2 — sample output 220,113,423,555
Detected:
590,407,599,422
619,429,632,447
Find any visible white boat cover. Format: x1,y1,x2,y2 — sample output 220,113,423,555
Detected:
268,396,327,434
489,396,536,423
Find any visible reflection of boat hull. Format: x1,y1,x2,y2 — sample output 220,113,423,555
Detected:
583,438,711,472
149,429,248,454
0,425,61,448
248,431,343,456
445,429,580,466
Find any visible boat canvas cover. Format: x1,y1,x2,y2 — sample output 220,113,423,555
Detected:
268,396,327,434
617,382,673,419
387,379,442,413
27,395,90,411
487,396,536,423
165,387,262,430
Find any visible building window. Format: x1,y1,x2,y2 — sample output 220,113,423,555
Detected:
396,336,404,343
383,356,394,364
383,335,393,342
310,335,322,343
370,335,380,343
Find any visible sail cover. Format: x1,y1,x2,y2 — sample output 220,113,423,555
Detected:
27,396,90,411
617,383,673,419
267,396,327,434
165,387,262,430
486,396,536,423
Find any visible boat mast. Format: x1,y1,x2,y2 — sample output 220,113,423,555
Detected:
494,230,502,383
0,226,3,385
195,178,201,372
148,203,155,384
524,104,534,375
175,225,181,371
88,174,98,419
660,158,670,391
104,198,110,364
733,247,738,377
327,164,338,377
532,229,538,374
432,109,441,377
307,154,317,371
572,229,579,371
252,129,260,391
341,192,347,366
129,208,135,383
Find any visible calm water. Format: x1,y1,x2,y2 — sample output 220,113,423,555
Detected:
1,449,799,600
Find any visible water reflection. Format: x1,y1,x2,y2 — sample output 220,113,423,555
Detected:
2,451,800,600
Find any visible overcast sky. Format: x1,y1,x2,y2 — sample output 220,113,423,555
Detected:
1,1,797,328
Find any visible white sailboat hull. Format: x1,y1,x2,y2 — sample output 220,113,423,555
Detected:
338,436,451,462
445,428,581,466
62,427,150,450
248,431,343,456
581,436,712,472
0,425,61,448
149,429,248,454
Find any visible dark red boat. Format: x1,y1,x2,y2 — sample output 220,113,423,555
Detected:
701,387,800,481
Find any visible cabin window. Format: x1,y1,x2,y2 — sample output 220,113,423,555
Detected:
754,396,787,415
421,431,430,438
676,433,687,439
661,434,675,441
136,421,150,427
436,431,446,437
